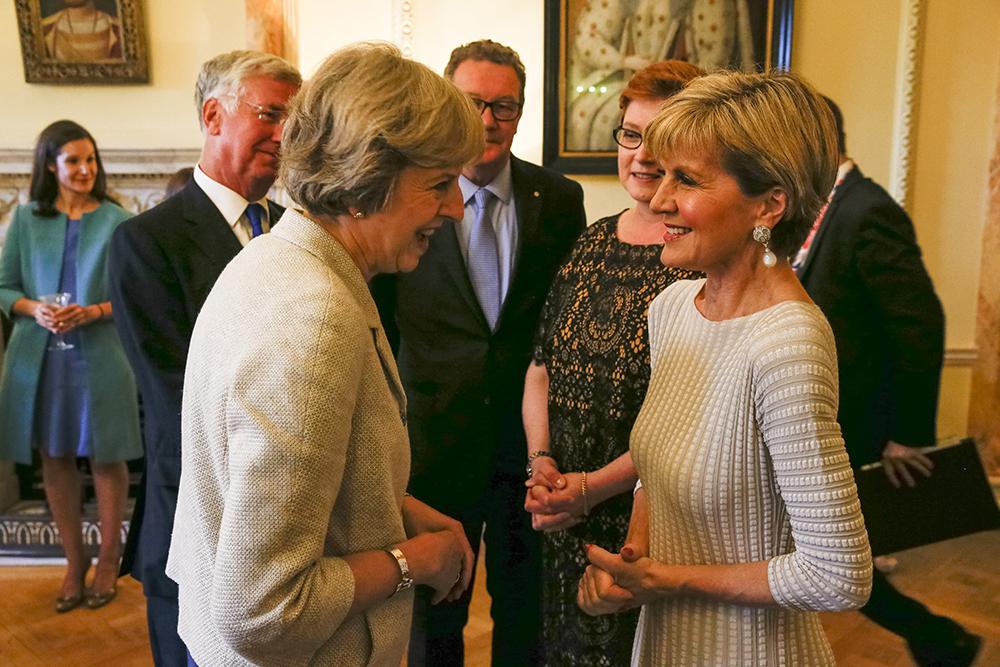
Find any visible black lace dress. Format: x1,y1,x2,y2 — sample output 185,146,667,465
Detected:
533,213,699,666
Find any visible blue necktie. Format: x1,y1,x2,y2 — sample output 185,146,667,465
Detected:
468,188,500,329
245,203,265,238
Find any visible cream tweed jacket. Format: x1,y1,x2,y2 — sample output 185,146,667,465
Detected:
167,209,412,666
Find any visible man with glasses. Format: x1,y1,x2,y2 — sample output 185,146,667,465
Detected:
373,39,585,666
108,50,300,667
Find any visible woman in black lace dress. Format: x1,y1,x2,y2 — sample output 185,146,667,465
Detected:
523,61,703,666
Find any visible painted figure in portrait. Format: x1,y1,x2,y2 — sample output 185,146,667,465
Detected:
41,0,124,63
566,0,755,151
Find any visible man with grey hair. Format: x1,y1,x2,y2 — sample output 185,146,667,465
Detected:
374,39,585,666
109,50,300,666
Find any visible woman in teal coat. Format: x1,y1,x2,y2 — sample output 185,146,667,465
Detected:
0,120,141,612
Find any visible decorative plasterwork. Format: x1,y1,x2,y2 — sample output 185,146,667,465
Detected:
889,0,925,209
0,148,295,249
945,348,980,367
392,0,414,57
0,148,201,246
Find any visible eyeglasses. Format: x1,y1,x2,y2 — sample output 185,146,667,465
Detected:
469,97,523,121
612,126,643,150
231,97,288,125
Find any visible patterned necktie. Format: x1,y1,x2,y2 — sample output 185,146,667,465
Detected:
468,188,500,329
245,203,265,238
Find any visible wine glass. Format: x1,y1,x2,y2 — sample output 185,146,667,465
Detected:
39,292,75,351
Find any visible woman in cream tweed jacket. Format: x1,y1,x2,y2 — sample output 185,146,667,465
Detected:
166,43,485,666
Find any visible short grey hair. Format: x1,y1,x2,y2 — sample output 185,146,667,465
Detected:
281,42,485,218
194,50,302,130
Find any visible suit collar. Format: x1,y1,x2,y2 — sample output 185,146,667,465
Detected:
506,155,544,296
424,155,550,334
797,165,865,280
180,180,244,268
193,165,270,227
460,159,513,205
436,219,487,326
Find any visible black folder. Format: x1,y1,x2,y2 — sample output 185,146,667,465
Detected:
854,438,1000,556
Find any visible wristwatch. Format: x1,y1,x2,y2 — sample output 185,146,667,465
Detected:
526,450,555,478
386,547,413,595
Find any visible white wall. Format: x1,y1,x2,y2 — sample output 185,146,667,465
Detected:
1,0,246,149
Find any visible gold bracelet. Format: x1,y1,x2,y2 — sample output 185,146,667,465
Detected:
581,471,589,517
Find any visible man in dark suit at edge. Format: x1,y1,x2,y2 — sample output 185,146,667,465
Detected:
374,40,586,666
796,96,981,667
108,51,300,666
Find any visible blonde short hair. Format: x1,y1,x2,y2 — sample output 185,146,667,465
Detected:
194,50,301,130
281,42,485,218
645,70,838,257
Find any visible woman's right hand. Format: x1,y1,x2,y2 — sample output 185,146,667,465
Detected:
32,301,61,333
399,530,466,604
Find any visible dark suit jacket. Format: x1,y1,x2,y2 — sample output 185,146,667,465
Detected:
798,165,944,468
109,180,283,597
374,156,585,509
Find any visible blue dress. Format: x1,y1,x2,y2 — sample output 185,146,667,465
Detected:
33,218,95,458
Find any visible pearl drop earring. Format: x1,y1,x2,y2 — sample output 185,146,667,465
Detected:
752,225,777,268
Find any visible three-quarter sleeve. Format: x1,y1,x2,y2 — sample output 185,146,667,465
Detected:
754,311,873,612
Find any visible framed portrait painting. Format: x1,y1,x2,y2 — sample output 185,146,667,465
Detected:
543,0,794,174
15,0,149,84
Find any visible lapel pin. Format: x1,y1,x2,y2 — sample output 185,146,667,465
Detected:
533,191,540,198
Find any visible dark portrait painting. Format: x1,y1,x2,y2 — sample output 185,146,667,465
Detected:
544,0,793,173
16,0,149,84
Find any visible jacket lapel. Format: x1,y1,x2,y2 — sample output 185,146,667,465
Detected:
798,167,863,282
499,156,541,327
34,213,67,297
180,181,243,269
438,219,491,329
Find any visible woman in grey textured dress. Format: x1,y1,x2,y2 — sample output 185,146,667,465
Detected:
524,61,702,666
577,71,873,665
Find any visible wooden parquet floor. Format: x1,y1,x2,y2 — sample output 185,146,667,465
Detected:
1,530,997,666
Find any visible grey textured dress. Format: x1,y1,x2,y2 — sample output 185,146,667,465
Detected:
630,279,872,666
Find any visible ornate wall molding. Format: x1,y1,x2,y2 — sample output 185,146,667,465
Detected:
888,0,926,209
0,148,201,246
0,148,295,248
945,347,979,368
392,0,414,57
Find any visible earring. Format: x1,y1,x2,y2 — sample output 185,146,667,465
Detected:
752,225,777,268
353,210,364,219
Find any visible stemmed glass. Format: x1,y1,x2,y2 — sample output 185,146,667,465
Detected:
40,292,75,351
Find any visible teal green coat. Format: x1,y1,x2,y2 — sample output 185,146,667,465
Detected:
0,201,142,464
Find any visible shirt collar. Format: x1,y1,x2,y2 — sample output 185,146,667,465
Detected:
459,159,513,206
193,165,268,228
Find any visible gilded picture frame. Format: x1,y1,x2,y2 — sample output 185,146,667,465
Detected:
543,0,794,174
15,0,150,84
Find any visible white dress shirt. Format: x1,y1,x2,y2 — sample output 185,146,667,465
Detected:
193,165,271,247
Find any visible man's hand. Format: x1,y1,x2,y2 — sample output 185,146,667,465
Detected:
881,440,934,488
